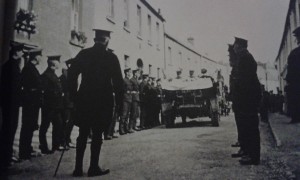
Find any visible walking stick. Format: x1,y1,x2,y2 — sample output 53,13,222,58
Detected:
53,143,67,177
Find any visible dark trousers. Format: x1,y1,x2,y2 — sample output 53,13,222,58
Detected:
234,113,242,146
235,112,260,161
0,104,19,168
120,101,131,133
75,125,105,171
19,104,39,159
289,94,300,122
64,109,74,143
140,103,146,128
130,101,139,130
39,108,64,151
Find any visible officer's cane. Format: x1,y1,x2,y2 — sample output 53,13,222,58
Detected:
53,142,67,177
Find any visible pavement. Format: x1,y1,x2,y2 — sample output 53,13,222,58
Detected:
268,112,300,179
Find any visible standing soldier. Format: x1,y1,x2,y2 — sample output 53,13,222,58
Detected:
130,69,141,131
139,74,149,130
68,29,123,177
233,37,261,165
19,48,43,160
0,41,24,171
119,68,133,135
39,55,66,154
286,27,300,123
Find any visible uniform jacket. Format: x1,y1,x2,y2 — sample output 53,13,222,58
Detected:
139,81,148,103
130,77,140,102
0,56,23,107
123,77,133,103
41,68,64,109
68,44,123,128
21,62,43,106
233,49,261,112
286,46,300,92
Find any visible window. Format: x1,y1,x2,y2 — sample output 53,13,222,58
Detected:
157,67,160,78
124,55,130,68
108,0,115,19
147,15,152,42
149,64,152,75
137,5,142,36
156,22,160,48
168,47,172,65
17,0,33,11
179,51,182,67
71,0,80,31
124,0,129,28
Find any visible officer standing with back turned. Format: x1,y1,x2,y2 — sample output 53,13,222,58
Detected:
232,37,261,165
68,29,123,177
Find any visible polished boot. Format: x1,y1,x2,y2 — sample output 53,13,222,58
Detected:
239,155,260,165
72,138,86,177
88,141,110,177
119,122,126,135
231,149,245,158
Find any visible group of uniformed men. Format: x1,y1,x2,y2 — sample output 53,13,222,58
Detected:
118,68,162,136
0,41,76,173
0,28,165,177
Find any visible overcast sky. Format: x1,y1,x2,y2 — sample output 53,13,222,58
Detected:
148,0,289,64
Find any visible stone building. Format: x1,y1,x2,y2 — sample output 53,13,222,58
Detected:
275,0,300,92
11,0,228,80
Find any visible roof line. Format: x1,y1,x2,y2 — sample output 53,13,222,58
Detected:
275,0,295,62
164,33,216,63
140,0,166,22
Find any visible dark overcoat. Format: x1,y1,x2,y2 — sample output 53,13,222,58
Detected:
0,56,23,107
41,68,64,109
21,62,43,107
233,49,261,113
68,44,123,128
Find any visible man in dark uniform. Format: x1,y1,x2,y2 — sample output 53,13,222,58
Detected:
68,29,123,177
228,44,243,151
155,78,163,125
39,55,66,154
119,68,133,135
19,48,43,160
233,37,261,165
130,69,141,131
286,27,300,123
139,74,149,129
0,41,24,172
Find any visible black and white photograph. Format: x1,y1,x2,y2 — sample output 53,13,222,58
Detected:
0,0,299,179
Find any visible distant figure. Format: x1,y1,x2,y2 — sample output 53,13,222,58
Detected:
259,85,269,122
199,68,214,83
286,27,300,124
68,29,123,177
119,68,133,135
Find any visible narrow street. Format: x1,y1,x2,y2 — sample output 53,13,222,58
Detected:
7,113,291,179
